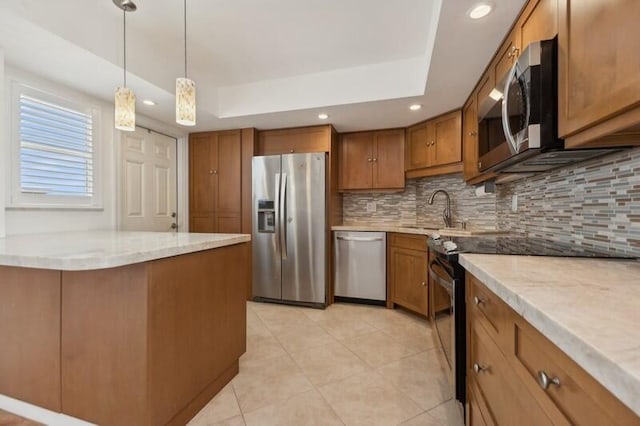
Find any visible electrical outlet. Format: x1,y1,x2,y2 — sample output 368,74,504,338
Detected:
366,202,377,213
512,194,518,212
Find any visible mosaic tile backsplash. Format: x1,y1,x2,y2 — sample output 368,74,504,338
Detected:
343,147,640,256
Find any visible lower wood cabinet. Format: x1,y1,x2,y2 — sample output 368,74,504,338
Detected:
387,233,428,316
466,273,640,426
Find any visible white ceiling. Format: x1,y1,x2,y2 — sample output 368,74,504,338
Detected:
0,0,526,133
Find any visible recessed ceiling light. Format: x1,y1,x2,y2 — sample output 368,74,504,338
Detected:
318,113,329,120
469,2,493,19
143,99,157,106
409,104,422,111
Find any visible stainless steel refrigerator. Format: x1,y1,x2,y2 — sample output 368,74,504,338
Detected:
252,153,326,307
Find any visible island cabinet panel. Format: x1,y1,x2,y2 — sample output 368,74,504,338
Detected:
60,243,249,426
61,263,149,426
558,0,640,147
0,267,61,412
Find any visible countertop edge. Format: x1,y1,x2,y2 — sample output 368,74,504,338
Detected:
459,253,640,417
0,234,251,271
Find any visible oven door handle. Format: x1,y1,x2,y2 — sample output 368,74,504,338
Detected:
429,260,454,293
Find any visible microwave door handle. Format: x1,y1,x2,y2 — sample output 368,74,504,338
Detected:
501,61,520,156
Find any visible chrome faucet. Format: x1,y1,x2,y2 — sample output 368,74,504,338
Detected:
428,189,452,228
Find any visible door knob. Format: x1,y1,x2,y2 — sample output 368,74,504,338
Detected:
171,212,177,218
473,363,488,374
473,296,485,305
537,371,561,390
170,223,178,229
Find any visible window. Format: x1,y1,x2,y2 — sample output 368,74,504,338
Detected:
10,83,101,209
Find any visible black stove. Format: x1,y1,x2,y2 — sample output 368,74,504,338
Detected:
428,235,637,261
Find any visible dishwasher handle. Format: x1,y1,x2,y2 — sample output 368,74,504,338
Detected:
336,236,385,242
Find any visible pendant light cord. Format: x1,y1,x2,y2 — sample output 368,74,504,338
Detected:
184,0,188,78
123,7,127,87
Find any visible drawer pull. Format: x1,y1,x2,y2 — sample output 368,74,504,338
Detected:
473,363,488,374
537,371,561,390
421,281,427,287
473,296,485,305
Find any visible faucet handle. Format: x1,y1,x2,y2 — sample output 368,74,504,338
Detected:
455,220,467,231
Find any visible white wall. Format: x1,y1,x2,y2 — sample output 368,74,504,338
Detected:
2,64,188,236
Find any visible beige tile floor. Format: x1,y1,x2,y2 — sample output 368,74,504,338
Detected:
188,301,465,426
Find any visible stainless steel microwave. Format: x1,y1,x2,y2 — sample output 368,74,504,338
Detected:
477,37,614,173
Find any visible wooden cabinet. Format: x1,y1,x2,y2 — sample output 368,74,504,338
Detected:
405,110,462,179
387,233,428,316
339,129,405,191
462,96,480,181
467,272,640,426
189,130,242,233
257,125,331,155
558,0,640,148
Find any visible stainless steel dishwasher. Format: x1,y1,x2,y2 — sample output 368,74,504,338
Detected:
334,231,386,302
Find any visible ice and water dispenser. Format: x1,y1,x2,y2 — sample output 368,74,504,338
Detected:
257,200,275,233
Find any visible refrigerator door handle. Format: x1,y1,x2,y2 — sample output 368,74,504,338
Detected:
280,173,288,260
274,173,281,257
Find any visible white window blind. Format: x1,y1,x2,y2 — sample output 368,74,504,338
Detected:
19,94,94,197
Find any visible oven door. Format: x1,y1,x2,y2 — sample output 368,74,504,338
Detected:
429,256,465,408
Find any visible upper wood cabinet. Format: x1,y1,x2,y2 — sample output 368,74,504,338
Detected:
189,130,242,233
405,110,462,179
257,125,331,155
558,0,640,148
463,96,480,181
339,129,405,191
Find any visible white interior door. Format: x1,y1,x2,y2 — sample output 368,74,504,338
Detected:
120,127,178,231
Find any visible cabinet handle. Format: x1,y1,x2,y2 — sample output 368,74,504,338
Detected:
478,161,482,169
431,140,435,146
290,149,295,153
507,45,520,59
372,157,377,162
421,281,426,287
469,131,478,136
537,371,561,390
209,170,214,174
473,296,485,305
367,158,373,162
473,363,488,374
213,170,218,175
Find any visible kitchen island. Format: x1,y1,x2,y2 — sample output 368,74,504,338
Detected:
0,231,251,426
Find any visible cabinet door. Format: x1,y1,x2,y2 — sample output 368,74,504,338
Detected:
432,111,462,167
390,247,428,316
189,135,217,217
558,0,640,138
405,123,431,171
216,130,242,216
372,130,405,190
463,96,480,181
339,132,373,190
517,0,558,50
494,29,519,83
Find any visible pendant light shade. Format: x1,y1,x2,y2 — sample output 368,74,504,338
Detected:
114,0,136,132
176,77,196,126
177,0,196,126
115,86,136,131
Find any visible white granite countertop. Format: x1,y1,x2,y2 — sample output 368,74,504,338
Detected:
459,253,640,416
0,231,251,271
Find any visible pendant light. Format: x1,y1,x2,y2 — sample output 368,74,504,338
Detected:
176,0,196,126
113,0,137,131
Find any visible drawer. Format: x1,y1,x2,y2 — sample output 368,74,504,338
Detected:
468,378,494,426
509,314,640,426
388,233,427,251
467,273,507,346
469,321,552,426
